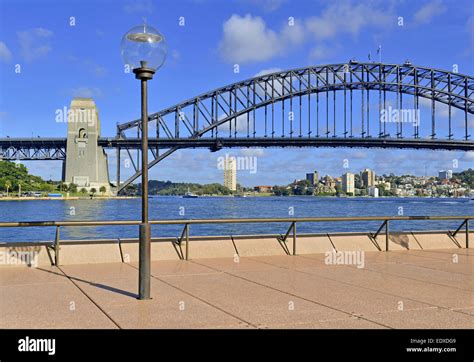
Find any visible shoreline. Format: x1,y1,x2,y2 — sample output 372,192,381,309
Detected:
0,196,139,201
0,195,471,201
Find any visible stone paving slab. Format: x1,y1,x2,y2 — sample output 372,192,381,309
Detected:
360,308,473,329
195,261,432,317
307,265,471,309
362,262,473,291
0,248,472,329
0,266,117,329
159,268,348,328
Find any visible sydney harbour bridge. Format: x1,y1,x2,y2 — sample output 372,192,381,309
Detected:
1,62,473,194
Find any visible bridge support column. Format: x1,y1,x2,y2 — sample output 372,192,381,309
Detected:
64,98,111,195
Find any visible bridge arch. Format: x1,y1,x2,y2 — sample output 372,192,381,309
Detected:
115,62,474,193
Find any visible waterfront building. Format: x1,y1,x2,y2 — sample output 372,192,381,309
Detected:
322,175,336,188
254,185,273,193
368,186,379,197
342,172,355,194
438,170,453,180
223,157,237,191
362,168,375,187
306,171,319,186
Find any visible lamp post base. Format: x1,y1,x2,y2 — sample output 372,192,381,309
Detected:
138,222,151,300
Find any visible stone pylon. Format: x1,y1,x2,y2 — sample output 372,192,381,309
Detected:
63,98,111,195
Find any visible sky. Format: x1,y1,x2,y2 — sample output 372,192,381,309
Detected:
0,0,473,186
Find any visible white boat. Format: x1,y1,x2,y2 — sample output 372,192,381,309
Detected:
182,188,198,198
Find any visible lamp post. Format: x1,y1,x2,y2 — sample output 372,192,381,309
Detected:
121,24,167,300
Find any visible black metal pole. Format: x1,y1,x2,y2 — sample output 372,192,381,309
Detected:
139,77,150,299
133,61,155,300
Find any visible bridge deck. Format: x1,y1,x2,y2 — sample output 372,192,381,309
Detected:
1,248,472,329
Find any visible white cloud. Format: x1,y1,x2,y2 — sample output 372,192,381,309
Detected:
68,56,108,77
254,68,282,77
305,2,393,41
254,68,283,97
242,0,286,12
123,0,152,14
414,0,446,24
17,28,53,62
92,64,107,77
0,41,12,62
217,113,253,134
219,3,394,64
461,152,474,162
240,148,265,157
419,97,457,117
69,87,103,98
308,44,340,62
218,14,304,63
467,15,474,53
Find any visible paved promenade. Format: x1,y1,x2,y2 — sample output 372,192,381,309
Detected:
1,248,472,329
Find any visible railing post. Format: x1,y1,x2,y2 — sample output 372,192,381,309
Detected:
54,226,60,266
385,220,389,252
466,219,469,249
185,223,189,260
292,222,296,256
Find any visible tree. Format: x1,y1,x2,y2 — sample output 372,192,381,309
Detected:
80,188,87,196
57,182,67,192
273,186,290,196
4,180,11,197
68,183,78,193
0,161,45,192
90,188,97,197
99,186,106,195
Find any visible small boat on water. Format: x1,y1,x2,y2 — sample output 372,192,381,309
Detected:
182,188,198,198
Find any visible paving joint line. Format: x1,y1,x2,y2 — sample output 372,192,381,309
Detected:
297,254,474,293
124,262,257,329
189,259,392,329
255,256,473,318
55,266,122,329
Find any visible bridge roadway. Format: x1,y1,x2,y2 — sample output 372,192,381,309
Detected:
1,136,473,161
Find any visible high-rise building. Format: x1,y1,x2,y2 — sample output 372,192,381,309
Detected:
223,157,237,191
362,168,375,187
438,170,452,180
342,172,355,194
306,171,319,186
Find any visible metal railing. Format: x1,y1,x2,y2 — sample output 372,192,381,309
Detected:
0,215,471,265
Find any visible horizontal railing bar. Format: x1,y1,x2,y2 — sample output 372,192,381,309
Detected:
1,228,471,247
0,215,472,228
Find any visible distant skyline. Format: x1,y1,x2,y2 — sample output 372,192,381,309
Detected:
1,0,473,185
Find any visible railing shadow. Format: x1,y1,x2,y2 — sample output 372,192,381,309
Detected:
37,267,137,299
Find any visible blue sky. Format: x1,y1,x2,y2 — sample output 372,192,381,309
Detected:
0,0,473,186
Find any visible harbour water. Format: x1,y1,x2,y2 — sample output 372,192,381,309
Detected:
0,196,472,242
